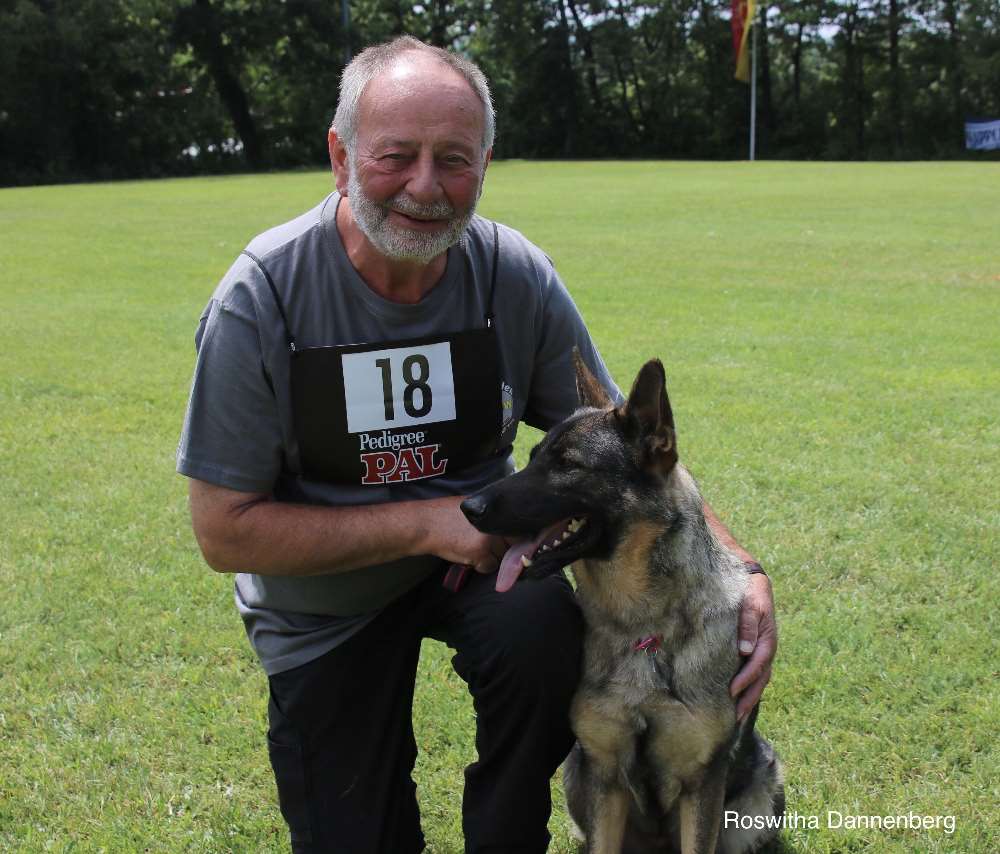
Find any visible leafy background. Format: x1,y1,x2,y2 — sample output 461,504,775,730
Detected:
2,0,1000,186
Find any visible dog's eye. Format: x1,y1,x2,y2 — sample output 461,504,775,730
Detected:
562,455,583,469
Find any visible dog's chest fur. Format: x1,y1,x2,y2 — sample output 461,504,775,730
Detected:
571,526,745,710
569,524,746,795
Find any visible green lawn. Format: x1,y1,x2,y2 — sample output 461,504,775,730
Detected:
1,162,997,852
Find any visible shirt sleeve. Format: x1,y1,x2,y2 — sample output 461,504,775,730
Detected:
176,295,285,493
522,262,624,430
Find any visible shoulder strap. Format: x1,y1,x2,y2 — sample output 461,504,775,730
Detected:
485,222,500,328
241,250,297,352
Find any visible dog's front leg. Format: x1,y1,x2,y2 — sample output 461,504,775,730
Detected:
571,693,635,854
587,777,630,854
677,764,727,854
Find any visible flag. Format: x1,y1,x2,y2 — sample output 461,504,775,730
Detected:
732,0,756,83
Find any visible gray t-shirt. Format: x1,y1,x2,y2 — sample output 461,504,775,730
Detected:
177,192,620,674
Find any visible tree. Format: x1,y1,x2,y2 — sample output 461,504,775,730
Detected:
2,0,998,184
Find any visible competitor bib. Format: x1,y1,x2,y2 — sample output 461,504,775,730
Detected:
290,328,502,485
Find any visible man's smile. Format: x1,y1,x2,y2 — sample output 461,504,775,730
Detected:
390,209,449,230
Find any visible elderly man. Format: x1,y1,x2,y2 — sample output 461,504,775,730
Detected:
177,36,775,853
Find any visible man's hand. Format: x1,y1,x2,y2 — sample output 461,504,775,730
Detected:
730,572,777,721
418,495,510,576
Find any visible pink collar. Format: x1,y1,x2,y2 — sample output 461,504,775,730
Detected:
633,634,663,654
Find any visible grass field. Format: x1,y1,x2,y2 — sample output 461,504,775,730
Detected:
1,161,998,852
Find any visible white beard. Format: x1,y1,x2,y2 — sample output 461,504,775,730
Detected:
346,158,479,264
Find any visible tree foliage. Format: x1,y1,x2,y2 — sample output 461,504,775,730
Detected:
1,0,997,184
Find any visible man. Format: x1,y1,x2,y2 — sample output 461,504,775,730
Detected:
177,36,776,853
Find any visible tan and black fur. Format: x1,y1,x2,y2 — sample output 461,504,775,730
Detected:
461,355,784,854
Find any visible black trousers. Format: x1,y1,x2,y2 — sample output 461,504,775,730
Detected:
266,566,584,853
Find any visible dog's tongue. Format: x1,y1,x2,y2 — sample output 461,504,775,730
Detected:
496,542,535,593
496,520,570,592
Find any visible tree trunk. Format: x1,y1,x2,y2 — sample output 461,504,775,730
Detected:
179,0,262,169
842,5,865,158
793,22,803,113
391,0,406,36
37,0,72,172
855,24,866,157
699,1,718,129
889,0,903,155
429,0,448,47
612,51,640,137
557,0,578,156
943,0,963,144
566,0,603,112
614,0,648,127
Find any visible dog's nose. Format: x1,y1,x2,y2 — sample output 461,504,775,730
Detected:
460,494,490,524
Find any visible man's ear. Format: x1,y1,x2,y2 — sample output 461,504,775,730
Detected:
475,148,493,201
573,347,613,409
623,359,678,471
329,129,349,194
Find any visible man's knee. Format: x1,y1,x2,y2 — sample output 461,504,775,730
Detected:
457,572,584,702
506,572,582,661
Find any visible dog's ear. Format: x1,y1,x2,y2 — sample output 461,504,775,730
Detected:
573,347,612,409
622,359,678,471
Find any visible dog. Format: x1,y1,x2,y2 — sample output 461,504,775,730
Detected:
461,354,784,853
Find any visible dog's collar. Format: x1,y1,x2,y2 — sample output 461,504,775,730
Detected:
633,633,686,704
633,634,663,654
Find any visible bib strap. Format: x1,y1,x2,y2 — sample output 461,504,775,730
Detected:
486,222,500,328
242,250,298,353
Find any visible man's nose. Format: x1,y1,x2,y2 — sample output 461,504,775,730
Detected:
405,151,442,203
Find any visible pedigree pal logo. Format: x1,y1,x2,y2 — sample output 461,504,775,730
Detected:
359,429,447,484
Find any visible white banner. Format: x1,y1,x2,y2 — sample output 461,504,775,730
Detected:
965,119,1000,151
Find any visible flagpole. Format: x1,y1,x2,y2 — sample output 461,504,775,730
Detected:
749,14,758,161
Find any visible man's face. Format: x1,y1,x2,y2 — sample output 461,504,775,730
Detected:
342,54,490,264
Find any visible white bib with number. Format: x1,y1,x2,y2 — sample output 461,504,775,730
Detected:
342,342,457,433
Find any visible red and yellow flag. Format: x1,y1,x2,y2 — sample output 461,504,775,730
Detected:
732,0,756,82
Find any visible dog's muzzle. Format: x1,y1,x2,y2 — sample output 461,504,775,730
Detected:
460,494,489,525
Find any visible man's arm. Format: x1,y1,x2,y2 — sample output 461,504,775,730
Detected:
703,500,778,722
188,478,508,577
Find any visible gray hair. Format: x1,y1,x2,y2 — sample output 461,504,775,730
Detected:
331,36,495,156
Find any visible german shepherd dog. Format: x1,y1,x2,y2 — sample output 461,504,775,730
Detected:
461,355,784,853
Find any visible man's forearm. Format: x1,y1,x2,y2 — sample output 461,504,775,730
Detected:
223,498,441,576
189,478,449,576
703,504,775,717
703,500,757,565
188,479,505,577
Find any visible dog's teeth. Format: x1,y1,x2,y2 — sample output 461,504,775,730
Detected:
568,519,582,532
520,555,533,567
561,532,570,541
540,545,549,552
